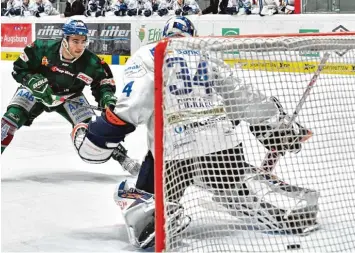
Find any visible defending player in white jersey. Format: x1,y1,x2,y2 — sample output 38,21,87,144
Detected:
72,16,318,249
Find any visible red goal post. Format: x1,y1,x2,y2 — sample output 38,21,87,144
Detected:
154,32,355,252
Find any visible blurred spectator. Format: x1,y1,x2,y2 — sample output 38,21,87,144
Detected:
2,0,23,16
64,0,85,17
140,0,153,16
29,0,59,17
125,0,139,16
1,0,7,11
259,0,278,15
279,0,294,14
173,0,200,15
85,0,108,17
157,0,168,16
22,0,31,15
112,0,127,16
173,0,185,15
201,0,227,14
225,0,238,14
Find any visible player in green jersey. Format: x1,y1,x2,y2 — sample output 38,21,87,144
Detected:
1,19,117,153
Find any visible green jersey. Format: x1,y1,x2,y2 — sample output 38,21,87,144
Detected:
12,39,116,107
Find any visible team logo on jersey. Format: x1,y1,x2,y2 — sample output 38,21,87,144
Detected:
77,72,93,85
41,56,49,66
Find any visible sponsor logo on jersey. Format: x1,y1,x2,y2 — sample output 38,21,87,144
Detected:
177,97,213,109
50,66,75,77
124,63,147,78
100,78,115,86
77,73,93,85
176,49,200,56
20,52,29,62
174,116,227,134
173,139,196,149
16,89,34,101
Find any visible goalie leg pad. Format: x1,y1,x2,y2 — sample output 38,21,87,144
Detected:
114,180,156,248
75,113,136,163
211,172,319,234
114,180,191,249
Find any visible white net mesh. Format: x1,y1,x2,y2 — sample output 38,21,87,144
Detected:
156,34,355,252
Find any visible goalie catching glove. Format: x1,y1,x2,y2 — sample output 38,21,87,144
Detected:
250,97,312,155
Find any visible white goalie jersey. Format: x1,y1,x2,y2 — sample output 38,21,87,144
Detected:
113,41,279,160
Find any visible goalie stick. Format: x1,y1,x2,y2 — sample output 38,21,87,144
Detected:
260,52,331,173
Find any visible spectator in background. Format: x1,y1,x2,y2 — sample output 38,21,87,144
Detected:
22,0,31,15
157,0,169,16
29,0,59,17
201,0,227,14
280,0,294,14
140,0,153,17
63,0,85,17
173,0,185,15
2,0,23,16
1,0,7,12
112,0,127,16
84,0,107,17
173,0,200,15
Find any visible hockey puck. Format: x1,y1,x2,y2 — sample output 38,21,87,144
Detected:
287,244,301,250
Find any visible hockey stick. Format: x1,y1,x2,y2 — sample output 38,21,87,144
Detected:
260,52,331,173
52,96,105,111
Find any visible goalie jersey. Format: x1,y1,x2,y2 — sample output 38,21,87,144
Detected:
114,43,242,160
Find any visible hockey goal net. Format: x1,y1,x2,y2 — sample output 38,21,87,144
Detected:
154,32,355,252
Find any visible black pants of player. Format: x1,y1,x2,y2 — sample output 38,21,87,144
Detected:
136,143,254,202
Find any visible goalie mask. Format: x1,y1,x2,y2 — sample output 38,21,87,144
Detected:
162,16,197,38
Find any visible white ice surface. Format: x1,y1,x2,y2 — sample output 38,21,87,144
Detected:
1,60,151,252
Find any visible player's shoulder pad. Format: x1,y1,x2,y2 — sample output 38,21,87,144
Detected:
30,39,60,51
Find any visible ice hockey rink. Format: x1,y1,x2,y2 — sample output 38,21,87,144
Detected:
2,56,355,252
1,61,151,252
